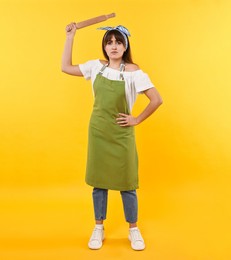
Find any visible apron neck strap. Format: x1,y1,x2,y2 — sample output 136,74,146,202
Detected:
119,63,125,80
99,61,125,80
99,64,108,74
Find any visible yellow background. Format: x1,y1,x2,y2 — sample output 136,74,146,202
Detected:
0,0,231,259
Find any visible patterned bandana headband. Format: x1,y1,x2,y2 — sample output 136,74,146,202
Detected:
97,25,131,50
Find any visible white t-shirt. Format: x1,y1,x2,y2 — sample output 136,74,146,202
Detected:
79,59,155,112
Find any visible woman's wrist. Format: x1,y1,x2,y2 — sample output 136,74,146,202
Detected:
66,34,75,40
135,116,141,125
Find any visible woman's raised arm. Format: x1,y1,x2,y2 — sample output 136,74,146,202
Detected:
61,22,83,76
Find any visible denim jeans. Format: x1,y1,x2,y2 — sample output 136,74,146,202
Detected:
92,188,138,223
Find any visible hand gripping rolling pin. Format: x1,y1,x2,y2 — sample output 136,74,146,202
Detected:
75,13,116,29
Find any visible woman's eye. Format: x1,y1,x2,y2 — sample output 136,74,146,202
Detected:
106,40,123,46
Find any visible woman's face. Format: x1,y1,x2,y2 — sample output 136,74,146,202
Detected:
104,35,126,61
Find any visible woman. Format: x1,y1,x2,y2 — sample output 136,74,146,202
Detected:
62,23,162,251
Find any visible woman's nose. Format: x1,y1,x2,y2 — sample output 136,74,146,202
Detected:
112,43,117,49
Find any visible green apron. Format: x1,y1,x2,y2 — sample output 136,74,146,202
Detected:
85,64,138,191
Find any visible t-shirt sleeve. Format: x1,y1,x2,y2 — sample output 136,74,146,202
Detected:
79,60,98,80
133,70,155,93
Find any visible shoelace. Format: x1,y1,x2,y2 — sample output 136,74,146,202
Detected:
91,228,103,240
130,229,143,242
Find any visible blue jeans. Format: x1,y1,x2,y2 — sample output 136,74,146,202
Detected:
92,188,138,223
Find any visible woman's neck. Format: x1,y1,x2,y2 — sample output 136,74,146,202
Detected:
108,59,124,70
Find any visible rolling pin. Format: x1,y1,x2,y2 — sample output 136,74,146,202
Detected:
75,13,116,29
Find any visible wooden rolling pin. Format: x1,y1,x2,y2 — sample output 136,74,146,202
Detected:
75,13,116,29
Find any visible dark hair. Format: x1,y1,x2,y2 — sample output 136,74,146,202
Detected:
102,30,134,64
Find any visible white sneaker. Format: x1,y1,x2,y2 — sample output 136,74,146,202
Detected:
88,225,104,250
128,227,145,250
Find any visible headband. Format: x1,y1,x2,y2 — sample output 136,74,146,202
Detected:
97,25,131,50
